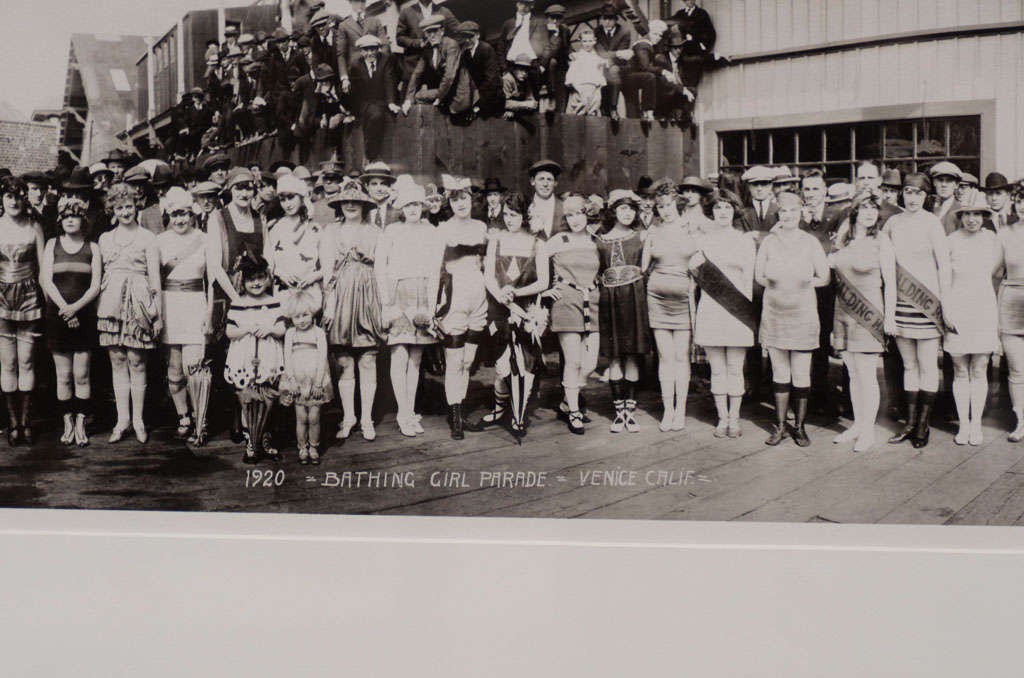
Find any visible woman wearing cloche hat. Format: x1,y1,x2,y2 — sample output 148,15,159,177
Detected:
320,178,384,442
266,173,325,314
944,193,1000,446
375,177,446,438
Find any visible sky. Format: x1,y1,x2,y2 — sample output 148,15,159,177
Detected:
0,0,261,119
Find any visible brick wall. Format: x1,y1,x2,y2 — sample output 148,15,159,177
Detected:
0,121,59,174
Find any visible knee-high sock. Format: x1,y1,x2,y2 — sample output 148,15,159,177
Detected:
359,373,376,423
713,394,728,423
129,369,146,427
18,391,31,429
952,375,970,428
338,378,356,423
112,371,130,427
969,374,988,427
4,392,18,430
658,358,674,415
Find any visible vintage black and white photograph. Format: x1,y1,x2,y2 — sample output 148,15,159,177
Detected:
0,0,1023,526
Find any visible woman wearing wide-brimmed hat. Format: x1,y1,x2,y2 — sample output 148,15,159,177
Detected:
755,191,830,447
642,179,701,432
944,193,1002,446
96,183,162,444
375,177,445,437
320,177,384,441
597,189,650,432
884,173,952,449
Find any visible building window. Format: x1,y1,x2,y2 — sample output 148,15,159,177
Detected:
718,116,981,182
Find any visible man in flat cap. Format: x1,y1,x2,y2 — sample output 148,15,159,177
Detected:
401,14,473,118
740,165,779,233
544,5,573,115
458,21,504,119
202,153,231,186
336,0,390,83
528,160,565,240
350,34,401,160
929,160,962,233
396,0,459,89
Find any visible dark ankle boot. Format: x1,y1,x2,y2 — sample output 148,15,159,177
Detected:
4,392,20,446
792,387,811,447
19,391,32,446
450,403,464,440
889,391,919,444
766,383,790,446
912,391,936,449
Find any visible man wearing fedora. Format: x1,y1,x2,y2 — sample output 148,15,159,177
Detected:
669,0,717,90
459,21,505,119
880,168,902,205
654,27,696,123
396,0,459,88
293,63,353,161
481,178,506,229
401,15,474,119
984,172,1017,227
104,149,132,184
350,35,402,161
527,160,565,241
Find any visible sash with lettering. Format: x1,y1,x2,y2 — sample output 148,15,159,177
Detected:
894,261,956,334
833,269,885,345
690,255,757,333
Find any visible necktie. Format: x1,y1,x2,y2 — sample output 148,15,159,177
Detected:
432,47,440,69
367,60,375,78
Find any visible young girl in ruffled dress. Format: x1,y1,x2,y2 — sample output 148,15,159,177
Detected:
279,289,332,465
224,255,286,464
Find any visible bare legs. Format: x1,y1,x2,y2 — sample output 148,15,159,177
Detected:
390,344,424,436
839,352,881,451
335,349,380,440
108,347,149,443
1002,334,1024,441
653,329,692,431
558,331,599,415
706,346,746,437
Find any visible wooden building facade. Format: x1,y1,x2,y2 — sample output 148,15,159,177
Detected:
694,0,1024,181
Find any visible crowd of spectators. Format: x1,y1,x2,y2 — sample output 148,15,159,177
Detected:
161,0,723,163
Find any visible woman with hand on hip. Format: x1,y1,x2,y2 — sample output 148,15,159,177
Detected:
688,189,756,438
642,180,701,431
944,194,1002,445
96,183,162,443
828,191,897,452
884,173,952,449
755,191,830,447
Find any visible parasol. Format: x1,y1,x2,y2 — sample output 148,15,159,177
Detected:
186,359,212,450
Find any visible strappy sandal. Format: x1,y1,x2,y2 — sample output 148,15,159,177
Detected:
567,411,585,435
175,415,193,440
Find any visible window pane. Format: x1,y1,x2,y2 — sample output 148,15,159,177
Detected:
825,126,851,161
884,160,915,177
884,121,914,158
799,128,823,163
824,163,852,183
949,117,980,156
953,158,979,179
773,129,796,164
720,132,745,167
748,130,770,164
854,122,881,161
918,118,945,157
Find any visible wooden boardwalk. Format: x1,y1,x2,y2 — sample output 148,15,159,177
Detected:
3,369,1024,526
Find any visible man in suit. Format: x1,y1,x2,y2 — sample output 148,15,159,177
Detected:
293,63,347,161
496,0,550,99
622,19,669,121
528,160,565,241
594,4,633,119
670,0,717,89
482,178,506,229
984,172,1017,227
264,29,309,159
335,0,391,87
396,0,460,87
740,165,779,235
350,35,401,161
401,15,473,118
929,161,962,234
459,21,504,119
654,28,695,123
309,10,350,96
544,5,572,114
361,161,400,229
797,171,835,249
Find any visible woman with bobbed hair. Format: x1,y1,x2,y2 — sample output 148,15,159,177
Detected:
755,190,830,447
267,173,324,313
884,172,952,449
96,182,162,443
689,189,756,437
828,191,897,452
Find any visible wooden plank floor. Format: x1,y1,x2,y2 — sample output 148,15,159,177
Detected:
3,367,1024,525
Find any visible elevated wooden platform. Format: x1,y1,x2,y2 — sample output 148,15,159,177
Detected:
228,106,698,194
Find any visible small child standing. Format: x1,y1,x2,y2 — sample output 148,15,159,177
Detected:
565,28,607,116
279,289,332,465
224,256,286,464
